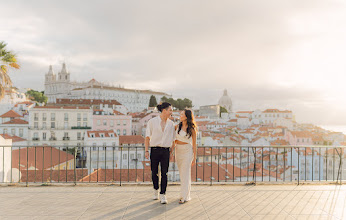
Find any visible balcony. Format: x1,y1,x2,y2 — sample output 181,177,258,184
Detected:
63,137,70,141
49,137,57,141
2,145,346,219
71,126,92,129
32,137,39,141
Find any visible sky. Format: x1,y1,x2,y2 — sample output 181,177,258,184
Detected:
1,0,346,126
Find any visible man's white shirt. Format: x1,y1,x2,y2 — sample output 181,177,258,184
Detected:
145,116,175,148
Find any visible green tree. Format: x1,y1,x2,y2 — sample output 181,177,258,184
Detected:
26,89,48,104
0,41,20,100
149,95,158,107
159,96,193,110
220,106,228,117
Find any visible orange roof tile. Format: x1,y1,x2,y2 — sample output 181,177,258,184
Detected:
2,118,28,124
119,135,145,145
0,110,22,118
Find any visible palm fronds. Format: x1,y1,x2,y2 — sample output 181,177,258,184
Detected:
0,41,20,100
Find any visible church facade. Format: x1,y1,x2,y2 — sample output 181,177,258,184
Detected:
44,63,170,112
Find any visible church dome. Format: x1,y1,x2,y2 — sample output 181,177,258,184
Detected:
218,89,232,112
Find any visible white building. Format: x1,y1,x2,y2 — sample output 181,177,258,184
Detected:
44,63,170,112
218,89,233,113
28,106,93,148
84,130,119,174
0,135,12,182
0,110,28,139
0,87,29,116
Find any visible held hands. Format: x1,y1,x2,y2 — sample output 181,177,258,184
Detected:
192,153,197,166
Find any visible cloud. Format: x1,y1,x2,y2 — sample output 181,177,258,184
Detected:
1,0,346,125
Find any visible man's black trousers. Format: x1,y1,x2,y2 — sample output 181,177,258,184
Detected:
150,147,170,194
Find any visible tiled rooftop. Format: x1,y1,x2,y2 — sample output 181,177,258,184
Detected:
0,184,345,219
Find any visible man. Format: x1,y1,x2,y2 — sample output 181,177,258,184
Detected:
145,102,175,204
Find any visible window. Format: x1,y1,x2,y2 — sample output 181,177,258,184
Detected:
11,129,15,135
42,113,46,121
19,129,23,137
110,120,114,127
34,113,38,121
43,122,46,129
103,120,107,126
77,132,81,140
77,122,81,127
43,132,46,140
64,113,68,121
34,122,38,129
33,132,38,138
130,154,134,160
117,129,120,135
77,113,81,121
64,122,68,129
97,120,101,126
117,120,120,125
51,113,55,121
64,132,68,138
123,129,126,135
123,154,127,160
123,120,126,125
51,122,55,128
83,122,87,127
83,113,87,121
93,143,96,151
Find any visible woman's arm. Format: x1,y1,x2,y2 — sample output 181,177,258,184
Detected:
192,129,197,165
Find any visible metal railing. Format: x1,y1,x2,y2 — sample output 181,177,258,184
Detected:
0,145,345,186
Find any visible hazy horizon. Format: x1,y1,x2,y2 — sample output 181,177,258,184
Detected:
1,0,346,126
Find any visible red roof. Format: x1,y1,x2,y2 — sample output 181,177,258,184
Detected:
80,166,151,182
34,106,90,109
19,169,88,183
12,147,74,170
2,118,28,124
0,110,22,118
14,101,35,107
113,110,124,115
0,134,26,143
55,98,122,106
119,135,145,145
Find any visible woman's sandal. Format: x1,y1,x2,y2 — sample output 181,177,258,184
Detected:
179,198,185,204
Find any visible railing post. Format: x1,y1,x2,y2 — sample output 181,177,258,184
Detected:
120,147,122,186
74,147,77,185
42,146,45,183
210,147,213,186
262,147,263,182
341,148,343,185
26,147,28,187
298,147,300,185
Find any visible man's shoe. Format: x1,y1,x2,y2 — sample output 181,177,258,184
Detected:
160,194,168,204
153,189,159,200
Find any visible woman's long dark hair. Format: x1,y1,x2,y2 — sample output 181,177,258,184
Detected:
178,109,198,138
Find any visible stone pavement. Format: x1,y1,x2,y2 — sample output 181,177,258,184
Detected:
0,184,345,219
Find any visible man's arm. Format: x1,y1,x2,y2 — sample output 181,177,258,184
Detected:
145,120,152,159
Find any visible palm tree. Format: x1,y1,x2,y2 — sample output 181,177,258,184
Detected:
0,41,20,100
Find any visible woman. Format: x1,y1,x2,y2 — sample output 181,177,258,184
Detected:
173,109,197,204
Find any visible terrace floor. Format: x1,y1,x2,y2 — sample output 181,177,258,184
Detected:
0,183,346,219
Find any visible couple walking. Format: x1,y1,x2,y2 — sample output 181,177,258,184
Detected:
145,102,197,204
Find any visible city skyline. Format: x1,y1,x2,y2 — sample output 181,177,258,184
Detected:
1,0,346,126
